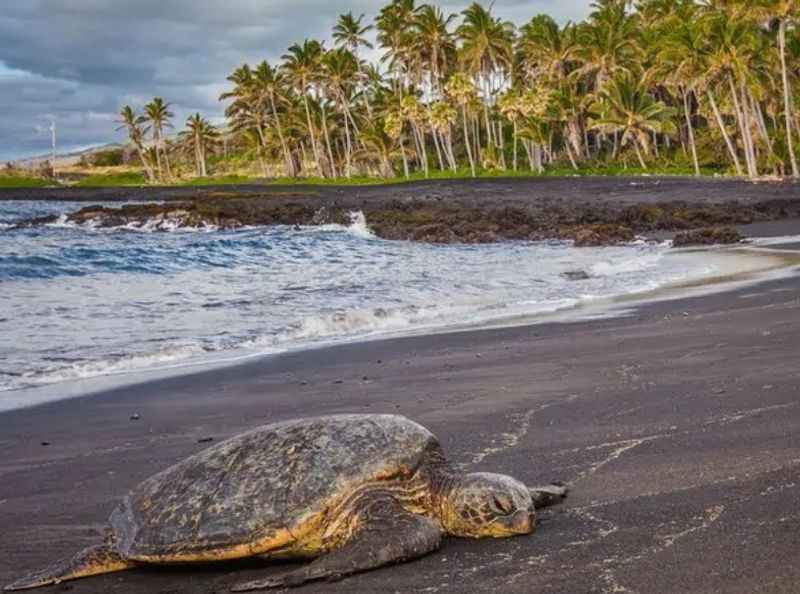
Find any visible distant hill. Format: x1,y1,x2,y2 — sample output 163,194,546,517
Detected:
11,144,125,169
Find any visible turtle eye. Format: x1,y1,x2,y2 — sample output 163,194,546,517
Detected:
492,495,513,515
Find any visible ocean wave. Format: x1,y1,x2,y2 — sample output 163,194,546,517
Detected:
311,211,375,239
590,252,663,276
20,343,208,387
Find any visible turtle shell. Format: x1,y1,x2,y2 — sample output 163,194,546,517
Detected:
109,414,439,562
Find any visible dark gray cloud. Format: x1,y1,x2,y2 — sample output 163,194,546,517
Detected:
0,1,592,162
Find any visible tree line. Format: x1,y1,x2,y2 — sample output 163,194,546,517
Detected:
117,0,800,182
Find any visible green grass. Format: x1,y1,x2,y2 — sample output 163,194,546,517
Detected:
264,163,727,187
181,174,259,186
0,175,52,188
75,172,147,187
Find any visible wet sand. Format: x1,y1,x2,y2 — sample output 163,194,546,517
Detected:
2,248,800,593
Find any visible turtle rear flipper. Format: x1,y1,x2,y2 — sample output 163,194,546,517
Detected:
5,544,136,591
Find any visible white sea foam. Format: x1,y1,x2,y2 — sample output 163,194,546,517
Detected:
21,343,208,387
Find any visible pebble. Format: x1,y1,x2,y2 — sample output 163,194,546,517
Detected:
763,385,774,391
333,380,344,385
712,388,726,395
40,441,51,447
130,413,141,421
197,437,214,444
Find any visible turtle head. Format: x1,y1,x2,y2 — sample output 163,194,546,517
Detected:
441,472,535,538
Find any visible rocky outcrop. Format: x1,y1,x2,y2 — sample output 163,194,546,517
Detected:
10,187,800,247
672,227,746,247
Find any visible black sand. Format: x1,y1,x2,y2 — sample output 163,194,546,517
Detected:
2,179,800,593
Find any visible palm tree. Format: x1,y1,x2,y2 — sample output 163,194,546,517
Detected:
282,40,326,176
144,98,174,181
576,1,641,90
590,72,677,169
355,122,404,178
517,15,579,83
750,0,799,178
657,14,705,175
457,3,515,157
446,72,479,176
220,64,272,176
322,48,361,177
253,61,296,177
180,114,219,178
116,105,155,182
413,5,456,97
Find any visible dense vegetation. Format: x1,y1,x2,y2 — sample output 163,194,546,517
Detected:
116,0,800,183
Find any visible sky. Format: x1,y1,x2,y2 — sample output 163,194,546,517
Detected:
0,1,593,163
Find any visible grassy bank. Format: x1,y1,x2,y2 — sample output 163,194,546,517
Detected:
0,164,734,191
0,175,52,188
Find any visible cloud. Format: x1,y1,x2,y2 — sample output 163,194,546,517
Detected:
0,1,592,161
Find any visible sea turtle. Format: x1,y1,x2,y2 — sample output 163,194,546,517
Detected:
6,414,568,591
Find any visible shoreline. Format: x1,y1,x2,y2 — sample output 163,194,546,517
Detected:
3,239,798,414
2,253,800,592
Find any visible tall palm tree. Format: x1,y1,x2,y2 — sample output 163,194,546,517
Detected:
517,15,579,83
144,98,174,181
322,48,361,177
750,0,800,177
590,72,677,168
253,61,296,177
180,113,219,177
116,105,155,182
457,3,515,156
413,5,456,97
657,14,705,175
446,72,479,176
282,40,326,176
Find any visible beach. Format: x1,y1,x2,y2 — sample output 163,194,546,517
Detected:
1,179,800,593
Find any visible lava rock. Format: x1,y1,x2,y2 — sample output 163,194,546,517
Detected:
672,227,745,247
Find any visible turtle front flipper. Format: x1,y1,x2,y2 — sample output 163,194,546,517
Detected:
4,544,136,591
231,496,443,592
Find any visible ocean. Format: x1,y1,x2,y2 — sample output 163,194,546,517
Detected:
0,199,722,410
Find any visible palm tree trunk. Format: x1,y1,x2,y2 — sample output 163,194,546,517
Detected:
496,121,506,169
302,94,323,177
462,105,476,177
341,101,352,179
682,89,700,176
779,20,799,178
446,130,457,172
399,135,410,179
270,95,295,177
432,129,445,171
707,90,743,176
513,121,518,172
415,124,429,178
136,144,155,183
634,139,648,170
161,132,173,180
728,75,757,177
153,130,163,180
255,125,270,177
320,103,337,178
523,139,534,171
